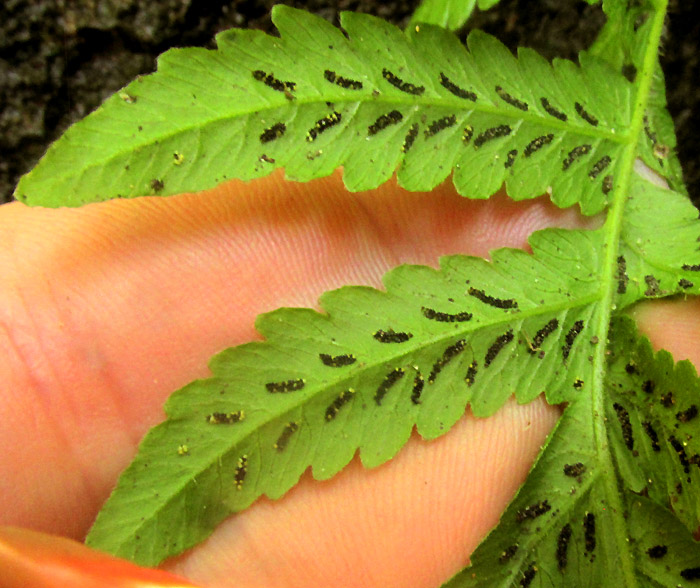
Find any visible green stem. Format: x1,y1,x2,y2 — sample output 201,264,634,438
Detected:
592,1,669,586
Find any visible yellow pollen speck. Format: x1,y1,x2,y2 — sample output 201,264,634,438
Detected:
119,92,137,103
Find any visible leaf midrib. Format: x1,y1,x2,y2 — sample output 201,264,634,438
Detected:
588,2,669,587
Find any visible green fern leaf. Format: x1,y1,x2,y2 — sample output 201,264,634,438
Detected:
15,5,631,215
442,316,700,587
85,225,613,565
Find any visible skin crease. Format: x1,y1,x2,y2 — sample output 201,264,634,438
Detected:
0,168,697,587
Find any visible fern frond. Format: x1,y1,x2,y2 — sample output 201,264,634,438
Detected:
16,5,631,215
86,226,609,565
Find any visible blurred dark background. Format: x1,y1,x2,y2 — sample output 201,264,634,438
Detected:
1,0,697,205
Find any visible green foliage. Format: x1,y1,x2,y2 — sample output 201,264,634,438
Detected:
13,0,699,584
445,316,700,587
409,0,498,31
16,6,635,215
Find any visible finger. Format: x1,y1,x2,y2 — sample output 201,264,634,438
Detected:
0,170,588,539
0,526,199,588
631,298,700,365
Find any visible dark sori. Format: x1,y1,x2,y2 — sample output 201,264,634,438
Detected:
562,320,584,360
646,545,667,559
644,274,661,296
498,544,518,564
438,72,477,101
613,402,634,451
495,85,529,111
563,462,586,477
206,410,245,424
524,134,554,157
529,318,559,353
259,122,286,144
234,455,248,490
519,563,537,587
402,123,419,152
428,339,468,384
515,499,551,523
681,567,700,580
583,512,596,553
266,378,305,393
368,110,403,136
421,306,472,322
676,405,698,423
373,328,413,343
411,372,425,405
589,155,612,179
474,125,512,148
661,391,674,407
642,421,661,452
669,435,691,473
274,422,300,451
374,367,405,405
465,361,478,387
319,353,356,367
575,101,599,126
306,111,342,142
325,389,355,421
616,255,628,294
462,125,474,144
540,97,568,121
252,69,296,93
484,329,514,367
562,144,592,170
642,379,655,394
381,67,425,95
323,69,363,90
424,114,457,138
556,524,572,570
602,175,614,194
467,286,519,309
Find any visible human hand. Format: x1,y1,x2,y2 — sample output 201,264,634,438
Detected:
1,170,697,587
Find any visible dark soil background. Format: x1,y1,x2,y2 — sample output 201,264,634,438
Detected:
1,0,697,205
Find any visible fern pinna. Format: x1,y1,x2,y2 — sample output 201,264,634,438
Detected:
15,0,700,585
